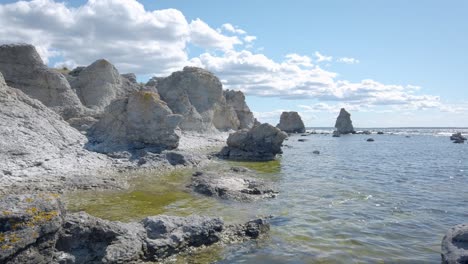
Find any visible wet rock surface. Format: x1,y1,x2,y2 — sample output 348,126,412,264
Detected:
1,194,270,264
276,111,305,133
441,223,468,264
334,108,355,134
219,123,288,161
450,133,466,144
190,170,278,202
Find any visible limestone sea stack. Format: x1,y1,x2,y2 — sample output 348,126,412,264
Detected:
154,67,239,132
67,59,140,112
87,91,182,153
0,43,83,119
219,123,288,161
276,111,306,133
224,90,255,129
334,108,355,134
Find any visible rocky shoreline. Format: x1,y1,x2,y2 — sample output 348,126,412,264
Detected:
0,43,466,263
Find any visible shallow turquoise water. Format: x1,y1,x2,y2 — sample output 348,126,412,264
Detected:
67,129,468,263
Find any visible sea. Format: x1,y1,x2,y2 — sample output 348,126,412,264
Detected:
67,127,468,263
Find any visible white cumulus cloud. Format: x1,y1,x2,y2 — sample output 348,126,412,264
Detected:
337,57,360,64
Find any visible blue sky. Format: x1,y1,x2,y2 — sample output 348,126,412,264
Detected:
0,0,467,127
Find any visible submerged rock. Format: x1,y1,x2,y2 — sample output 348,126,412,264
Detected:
367,138,375,142
190,171,278,201
334,108,355,134
441,223,468,264
276,111,306,133
0,43,83,119
87,91,182,153
218,123,288,161
332,131,341,137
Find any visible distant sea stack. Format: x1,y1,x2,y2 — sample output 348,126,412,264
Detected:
276,111,306,133
334,108,355,134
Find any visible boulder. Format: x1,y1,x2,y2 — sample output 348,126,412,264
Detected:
367,138,375,142
68,59,140,111
0,44,83,119
450,133,467,142
219,123,288,161
155,67,239,132
441,223,468,264
87,91,182,153
224,90,255,129
190,171,278,201
0,194,64,264
334,108,355,134
332,131,341,137
276,111,306,133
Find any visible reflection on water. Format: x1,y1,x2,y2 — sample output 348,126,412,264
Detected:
66,129,468,263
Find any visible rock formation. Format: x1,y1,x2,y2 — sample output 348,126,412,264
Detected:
1,194,270,264
0,44,83,119
224,90,255,129
68,59,140,112
334,108,355,134
450,133,466,144
154,67,239,132
190,169,278,201
0,72,93,177
87,91,182,153
276,111,306,133
218,123,288,161
441,223,468,264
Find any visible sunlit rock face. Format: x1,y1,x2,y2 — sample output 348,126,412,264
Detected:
0,43,83,119
87,91,182,153
155,67,239,132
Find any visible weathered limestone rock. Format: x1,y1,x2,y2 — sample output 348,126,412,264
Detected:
0,44,83,119
56,212,144,264
190,170,278,201
219,123,288,161
224,90,255,129
87,91,182,153
155,67,239,132
0,194,64,264
68,59,140,111
334,108,355,134
441,223,468,264
276,111,305,133
0,72,89,176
